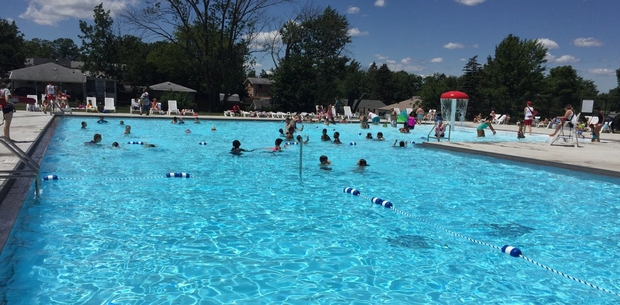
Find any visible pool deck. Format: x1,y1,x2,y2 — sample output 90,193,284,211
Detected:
1,111,619,252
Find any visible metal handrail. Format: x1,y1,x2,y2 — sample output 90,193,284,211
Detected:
426,123,451,142
0,136,41,195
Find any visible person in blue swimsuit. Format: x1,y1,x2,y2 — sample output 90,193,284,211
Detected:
476,116,496,137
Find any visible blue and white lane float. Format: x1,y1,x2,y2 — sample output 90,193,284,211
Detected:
342,186,620,298
43,175,59,180
127,141,145,145
199,141,207,145
165,172,191,178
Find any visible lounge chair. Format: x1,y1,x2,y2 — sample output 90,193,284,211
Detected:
425,109,436,122
86,97,98,112
405,108,413,116
167,100,180,115
130,99,141,114
104,97,116,113
26,95,40,111
493,114,506,125
343,106,357,119
601,121,612,133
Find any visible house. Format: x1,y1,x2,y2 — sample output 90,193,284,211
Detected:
244,78,272,100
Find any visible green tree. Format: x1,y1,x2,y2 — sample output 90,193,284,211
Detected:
480,34,547,117
79,3,120,79
419,73,451,110
336,60,367,110
0,19,26,77
541,65,599,117
125,0,290,111
271,6,351,111
53,38,80,60
22,38,55,59
458,55,483,118
373,64,394,104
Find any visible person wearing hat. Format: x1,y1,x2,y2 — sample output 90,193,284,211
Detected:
523,101,536,136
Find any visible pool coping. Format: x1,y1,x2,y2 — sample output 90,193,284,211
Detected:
0,116,59,254
421,141,620,178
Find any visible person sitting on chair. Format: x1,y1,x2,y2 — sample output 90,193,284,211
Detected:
549,104,574,137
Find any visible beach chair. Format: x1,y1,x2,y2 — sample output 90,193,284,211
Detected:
130,99,141,114
343,106,356,119
425,109,436,122
86,97,98,112
167,100,180,115
550,112,580,147
26,95,40,111
104,97,116,113
601,121,612,133
405,108,413,116
492,114,505,125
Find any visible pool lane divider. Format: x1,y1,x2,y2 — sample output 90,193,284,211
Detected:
43,173,193,181
342,187,620,298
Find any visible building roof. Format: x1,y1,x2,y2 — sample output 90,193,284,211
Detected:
245,77,273,85
219,93,240,102
355,99,387,110
9,62,87,83
150,81,196,93
379,97,423,110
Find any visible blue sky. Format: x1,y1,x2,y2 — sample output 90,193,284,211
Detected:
4,0,619,92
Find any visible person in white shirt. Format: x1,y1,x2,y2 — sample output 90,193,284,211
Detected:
368,111,380,124
140,88,150,115
1,83,15,140
44,83,55,114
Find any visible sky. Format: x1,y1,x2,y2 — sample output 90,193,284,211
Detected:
3,0,619,93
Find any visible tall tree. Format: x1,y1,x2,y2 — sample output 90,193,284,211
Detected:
480,34,547,117
125,0,291,111
79,3,120,79
53,38,80,60
22,38,55,59
419,73,451,110
271,6,351,111
0,19,26,77
459,55,483,118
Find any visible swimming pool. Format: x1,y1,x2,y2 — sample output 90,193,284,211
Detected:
1,117,619,304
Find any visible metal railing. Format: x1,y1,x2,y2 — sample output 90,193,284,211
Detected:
426,123,451,142
0,136,41,195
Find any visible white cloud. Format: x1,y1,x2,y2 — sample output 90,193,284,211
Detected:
472,44,479,48
347,6,360,14
545,52,556,62
455,0,486,6
574,37,603,47
430,57,443,63
19,0,139,26
247,30,281,51
401,58,411,65
375,54,389,60
555,55,580,63
374,0,386,7
6,18,14,23
444,42,464,49
386,59,396,65
348,28,369,37
588,68,615,75
537,38,559,50
460,58,467,61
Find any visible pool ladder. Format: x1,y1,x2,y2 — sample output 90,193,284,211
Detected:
0,136,41,196
426,123,451,142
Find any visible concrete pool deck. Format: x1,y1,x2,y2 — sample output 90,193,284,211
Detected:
1,111,619,251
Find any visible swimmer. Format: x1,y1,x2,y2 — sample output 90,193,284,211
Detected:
399,127,410,133
273,138,283,152
112,142,119,148
211,126,217,131
143,142,157,148
178,118,185,124
357,159,368,167
172,117,178,124
279,128,286,137
97,116,108,124
296,134,309,144
393,139,407,147
81,121,87,129
285,131,294,141
230,140,253,155
319,155,332,170
124,125,131,134
194,117,200,124
476,116,496,137
365,132,373,139
185,129,191,133
333,132,342,144
85,133,102,145
321,128,331,141
376,132,385,141
120,120,124,125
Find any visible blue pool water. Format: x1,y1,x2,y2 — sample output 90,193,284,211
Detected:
1,117,619,304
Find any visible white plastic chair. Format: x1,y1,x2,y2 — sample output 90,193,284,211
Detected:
167,100,180,115
130,99,141,114
26,95,39,111
104,97,116,113
86,97,98,112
